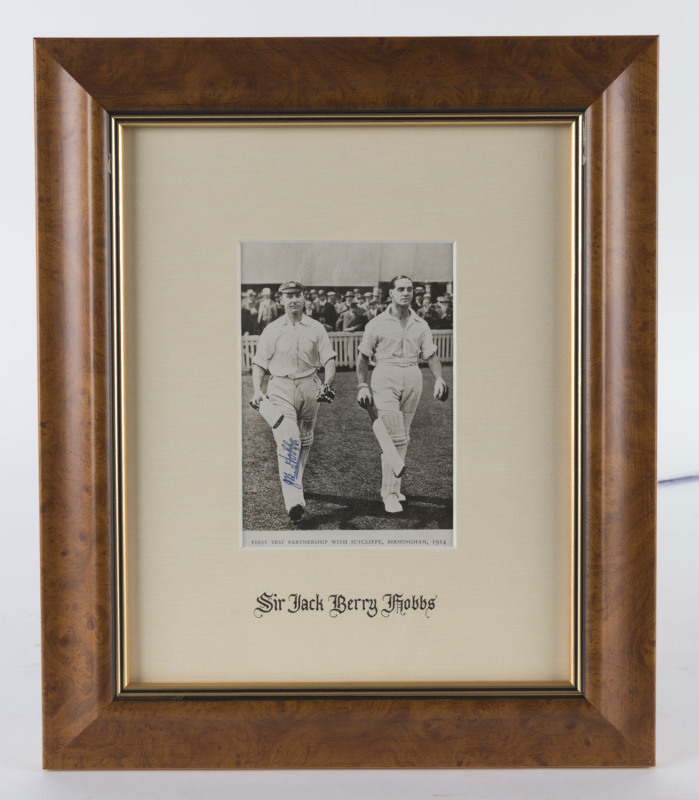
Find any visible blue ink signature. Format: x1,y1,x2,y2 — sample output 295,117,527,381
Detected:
279,438,302,489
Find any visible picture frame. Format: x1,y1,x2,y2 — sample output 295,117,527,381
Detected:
35,36,657,768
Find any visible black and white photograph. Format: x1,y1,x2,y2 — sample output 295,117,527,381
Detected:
240,241,454,547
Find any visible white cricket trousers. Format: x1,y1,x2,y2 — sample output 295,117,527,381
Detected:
266,374,320,511
370,363,423,499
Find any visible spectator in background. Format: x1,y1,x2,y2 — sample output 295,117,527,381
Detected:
436,296,453,329
241,294,257,336
318,291,338,329
417,293,431,318
418,294,441,328
336,291,354,316
304,299,319,320
366,298,382,320
336,297,367,332
360,292,373,313
257,287,279,332
412,285,426,312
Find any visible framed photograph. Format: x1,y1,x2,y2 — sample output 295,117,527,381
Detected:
35,37,657,768
238,239,455,548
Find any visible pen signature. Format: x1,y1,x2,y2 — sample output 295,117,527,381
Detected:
279,437,302,488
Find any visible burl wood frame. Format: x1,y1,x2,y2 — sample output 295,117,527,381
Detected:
35,37,657,769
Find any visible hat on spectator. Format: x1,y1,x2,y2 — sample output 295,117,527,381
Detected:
261,287,272,296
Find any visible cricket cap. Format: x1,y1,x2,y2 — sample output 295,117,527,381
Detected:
278,280,306,294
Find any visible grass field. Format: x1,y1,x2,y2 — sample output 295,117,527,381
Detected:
242,366,453,531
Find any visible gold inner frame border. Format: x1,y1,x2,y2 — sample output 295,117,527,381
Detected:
110,112,584,699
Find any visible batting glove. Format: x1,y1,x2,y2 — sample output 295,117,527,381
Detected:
316,383,336,403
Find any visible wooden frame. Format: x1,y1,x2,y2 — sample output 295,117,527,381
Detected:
35,37,657,769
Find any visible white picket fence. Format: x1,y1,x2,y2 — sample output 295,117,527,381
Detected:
241,330,453,371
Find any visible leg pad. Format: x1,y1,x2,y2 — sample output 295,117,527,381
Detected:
379,410,409,447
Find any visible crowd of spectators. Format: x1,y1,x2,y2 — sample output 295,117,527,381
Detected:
241,284,453,336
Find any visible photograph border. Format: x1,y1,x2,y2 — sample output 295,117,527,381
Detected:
237,237,456,546
35,37,657,768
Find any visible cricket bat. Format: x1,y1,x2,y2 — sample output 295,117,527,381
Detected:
251,397,284,429
366,405,406,477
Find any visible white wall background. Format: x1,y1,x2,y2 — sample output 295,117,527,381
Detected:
2,1,698,798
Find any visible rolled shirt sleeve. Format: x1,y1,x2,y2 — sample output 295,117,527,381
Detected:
252,324,276,371
358,325,378,359
419,324,438,360
318,327,337,366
